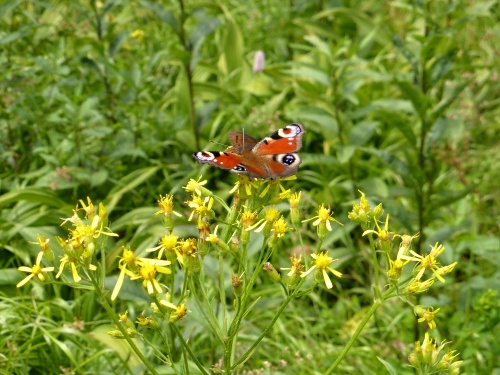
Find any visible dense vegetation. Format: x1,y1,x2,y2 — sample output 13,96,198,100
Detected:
1,1,498,374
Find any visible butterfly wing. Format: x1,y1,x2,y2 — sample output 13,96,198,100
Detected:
192,150,244,172
228,131,259,153
252,123,305,155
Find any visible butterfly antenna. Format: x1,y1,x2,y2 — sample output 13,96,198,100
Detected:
208,139,231,149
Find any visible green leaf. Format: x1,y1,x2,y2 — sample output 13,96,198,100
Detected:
104,167,160,213
220,18,244,76
396,80,427,118
142,1,180,35
109,31,129,57
0,188,70,210
376,357,398,375
348,120,379,146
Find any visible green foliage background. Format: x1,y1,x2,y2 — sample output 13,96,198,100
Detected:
0,0,498,374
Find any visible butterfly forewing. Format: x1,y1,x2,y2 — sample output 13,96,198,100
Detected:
228,131,258,152
253,123,304,155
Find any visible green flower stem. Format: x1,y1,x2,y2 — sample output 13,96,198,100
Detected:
294,226,309,268
218,251,228,332
325,298,382,374
367,233,382,299
239,240,248,276
325,285,396,373
90,277,159,375
176,0,199,150
170,322,210,375
188,277,224,345
232,284,302,371
225,241,272,369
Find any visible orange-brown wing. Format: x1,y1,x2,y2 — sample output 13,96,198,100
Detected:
252,123,305,155
228,131,259,153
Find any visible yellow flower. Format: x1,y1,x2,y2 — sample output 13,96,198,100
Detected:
300,251,342,289
303,204,342,239
147,233,179,261
289,192,302,226
56,254,96,283
362,214,393,252
258,177,295,200
186,194,214,222
131,29,145,40
30,234,50,252
155,194,182,217
248,207,280,237
177,239,200,271
405,278,435,294
281,254,303,277
401,243,451,283
30,234,54,262
206,225,229,252
415,306,440,330
170,303,188,322
78,197,96,219
394,232,420,255
111,247,140,301
136,313,158,329
17,252,55,288
437,349,463,373
268,216,290,247
183,176,209,196
272,216,290,238
408,332,460,372
229,175,257,196
131,258,172,295
240,208,258,229
118,311,134,328
158,293,178,310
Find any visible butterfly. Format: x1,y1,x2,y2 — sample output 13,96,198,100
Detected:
192,123,305,179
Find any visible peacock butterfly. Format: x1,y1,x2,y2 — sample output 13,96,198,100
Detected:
192,123,305,179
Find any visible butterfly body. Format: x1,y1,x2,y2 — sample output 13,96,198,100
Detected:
193,123,305,179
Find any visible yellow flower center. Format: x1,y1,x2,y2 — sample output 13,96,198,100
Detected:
161,234,178,251
32,264,43,275
140,263,156,281
317,205,331,222
314,252,332,270
122,249,136,265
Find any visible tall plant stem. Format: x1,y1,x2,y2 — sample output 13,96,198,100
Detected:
178,0,200,150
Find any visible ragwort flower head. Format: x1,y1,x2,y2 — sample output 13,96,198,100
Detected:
414,306,441,330
155,194,182,230
111,247,141,301
131,258,172,295
400,243,456,283
229,175,258,197
300,251,342,289
17,252,55,288
147,233,178,261
249,207,280,237
303,204,342,239
183,176,210,196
